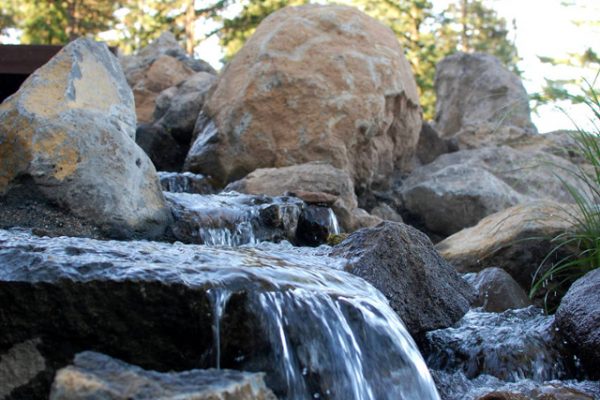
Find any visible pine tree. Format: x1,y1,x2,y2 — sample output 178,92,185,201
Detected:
0,0,120,45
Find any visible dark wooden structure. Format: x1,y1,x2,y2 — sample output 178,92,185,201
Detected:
0,45,64,103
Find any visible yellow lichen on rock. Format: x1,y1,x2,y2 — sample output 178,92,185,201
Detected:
20,56,71,118
32,131,80,181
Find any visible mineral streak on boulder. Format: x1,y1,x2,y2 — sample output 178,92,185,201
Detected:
185,4,421,191
0,38,171,239
50,352,277,400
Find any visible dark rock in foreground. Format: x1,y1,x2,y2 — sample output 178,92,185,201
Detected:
50,351,276,400
466,267,531,313
330,221,475,337
555,268,600,379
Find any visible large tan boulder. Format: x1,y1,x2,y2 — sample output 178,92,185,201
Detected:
225,162,381,231
185,4,421,191
436,200,576,289
0,38,171,238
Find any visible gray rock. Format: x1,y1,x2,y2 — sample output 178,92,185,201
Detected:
330,221,475,337
50,352,276,400
0,339,46,399
416,121,457,165
468,267,532,312
555,268,600,379
154,71,216,144
434,52,536,137
370,203,403,223
0,38,172,239
401,146,588,238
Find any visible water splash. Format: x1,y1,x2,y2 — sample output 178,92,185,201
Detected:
425,307,571,382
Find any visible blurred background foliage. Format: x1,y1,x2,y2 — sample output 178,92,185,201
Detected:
0,0,596,120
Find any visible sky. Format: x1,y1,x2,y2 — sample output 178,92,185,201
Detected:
196,0,599,133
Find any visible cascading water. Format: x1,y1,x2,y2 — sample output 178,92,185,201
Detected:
0,229,439,400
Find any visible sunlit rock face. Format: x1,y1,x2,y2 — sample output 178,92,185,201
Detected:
185,4,421,192
0,38,171,239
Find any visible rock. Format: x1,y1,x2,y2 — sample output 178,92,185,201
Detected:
416,121,457,165
555,268,600,379
136,123,189,171
226,162,369,231
425,307,570,382
330,221,475,337
120,32,215,124
436,201,575,290
434,52,536,137
154,72,216,144
130,55,195,124
296,205,340,246
0,229,439,400
185,4,421,191
158,171,215,194
50,352,276,400
400,146,587,238
120,32,215,84
467,267,532,312
0,339,47,399
370,203,403,223
0,38,171,239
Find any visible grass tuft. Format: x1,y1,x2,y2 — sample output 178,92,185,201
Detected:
530,71,600,312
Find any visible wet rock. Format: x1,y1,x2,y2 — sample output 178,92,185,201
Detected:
555,268,600,379
434,52,536,137
0,38,171,239
467,267,532,312
158,171,215,194
154,72,216,144
165,192,338,246
330,221,475,337
436,201,575,290
425,307,571,382
136,123,189,171
120,32,215,124
296,205,340,246
50,351,276,400
400,146,585,238
165,192,302,245
185,4,421,191
0,229,438,400
226,162,372,231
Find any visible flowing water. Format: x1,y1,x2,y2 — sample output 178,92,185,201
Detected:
0,229,440,400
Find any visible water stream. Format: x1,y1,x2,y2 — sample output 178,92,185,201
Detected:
0,229,440,400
